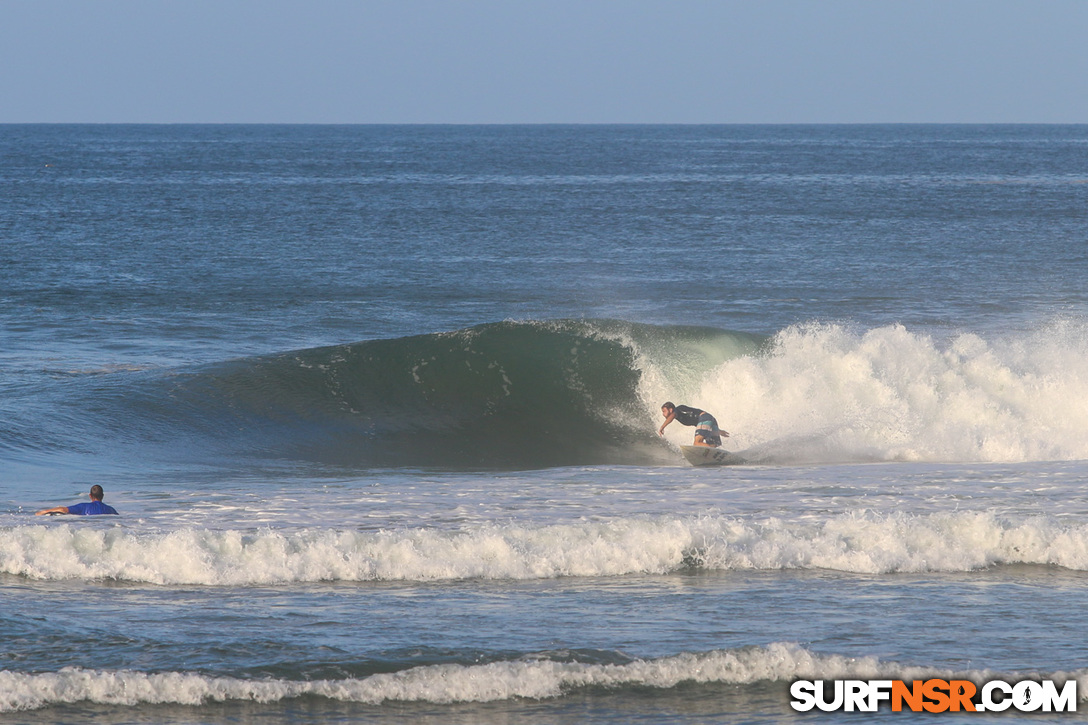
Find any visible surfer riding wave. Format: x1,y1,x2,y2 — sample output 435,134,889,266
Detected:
658,402,730,448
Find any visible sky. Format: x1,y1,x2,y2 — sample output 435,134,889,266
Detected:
2,0,1087,124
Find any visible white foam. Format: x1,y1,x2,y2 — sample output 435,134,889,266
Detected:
694,510,1088,573
3,643,1085,712
649,321,1088,463
6,510,1088,585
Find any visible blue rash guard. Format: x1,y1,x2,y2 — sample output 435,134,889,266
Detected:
66,501,119,516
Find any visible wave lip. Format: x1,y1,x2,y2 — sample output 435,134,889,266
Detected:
7,510,1088,585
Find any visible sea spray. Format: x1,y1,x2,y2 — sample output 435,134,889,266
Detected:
682,321,1088,463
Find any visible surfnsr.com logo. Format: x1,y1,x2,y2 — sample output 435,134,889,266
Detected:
790,679,1078,713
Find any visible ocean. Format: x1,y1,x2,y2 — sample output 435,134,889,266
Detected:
2,124,1087,723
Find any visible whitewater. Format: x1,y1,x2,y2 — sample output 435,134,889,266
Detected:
3,124,1088,723
8,508,1088,585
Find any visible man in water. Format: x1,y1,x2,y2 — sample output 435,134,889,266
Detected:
658,402,729,447
36,484,119,516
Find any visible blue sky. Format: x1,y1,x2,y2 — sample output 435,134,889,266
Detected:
3,0,1086,123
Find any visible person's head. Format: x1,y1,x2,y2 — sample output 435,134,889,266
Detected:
90,485,104,501
661,402,675,418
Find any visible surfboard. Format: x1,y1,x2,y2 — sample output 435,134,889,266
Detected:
680,445,745,466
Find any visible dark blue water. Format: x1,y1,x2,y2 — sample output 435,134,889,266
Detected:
6,125,1086,367
2,125,1088,722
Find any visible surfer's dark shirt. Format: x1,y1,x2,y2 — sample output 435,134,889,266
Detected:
672,405,704,426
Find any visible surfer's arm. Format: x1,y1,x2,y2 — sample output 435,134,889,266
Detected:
658,412,676,436
35,506,70,516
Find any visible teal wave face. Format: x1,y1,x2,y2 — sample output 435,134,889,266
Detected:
34,317,1088,469
91,320,764,470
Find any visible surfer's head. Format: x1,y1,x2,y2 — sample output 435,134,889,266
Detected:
661,402,675,417
90,485,105,500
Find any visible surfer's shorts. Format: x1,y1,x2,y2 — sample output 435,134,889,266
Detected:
695,413,722,446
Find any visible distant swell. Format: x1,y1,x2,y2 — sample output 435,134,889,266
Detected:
7,511,1088,585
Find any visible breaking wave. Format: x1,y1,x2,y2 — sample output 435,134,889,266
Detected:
7,510,1088,585
2,643,1084,713
8,317,1088,469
